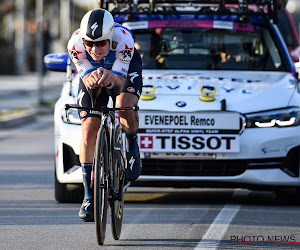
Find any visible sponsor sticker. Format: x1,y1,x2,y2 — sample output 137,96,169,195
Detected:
140,112,239,129
69,45,82,60
127,87,135,93
139,134,239,153
121,68,128,73
122,20,254,32
112,41,118,49
213,20,233,30
80,111,87,117
122,21,148,30
119,44,133,59
138,111,240,153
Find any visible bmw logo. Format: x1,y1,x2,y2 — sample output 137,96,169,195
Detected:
176,101,186,107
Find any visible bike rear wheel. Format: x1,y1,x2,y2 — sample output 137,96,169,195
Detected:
110,125,125,240
94,127,109,245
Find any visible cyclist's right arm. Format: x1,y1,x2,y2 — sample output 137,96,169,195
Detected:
67,29,96,90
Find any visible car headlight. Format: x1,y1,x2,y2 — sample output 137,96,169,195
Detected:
61,107,81,125
245,107,300,128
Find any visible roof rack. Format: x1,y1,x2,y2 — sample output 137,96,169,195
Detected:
100,0,286,24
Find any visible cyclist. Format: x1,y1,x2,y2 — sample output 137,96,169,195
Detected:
67,8,143,222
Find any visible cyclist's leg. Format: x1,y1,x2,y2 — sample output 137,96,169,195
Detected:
117,93,139,131
116,48,143,181
77,79,109,222
80,117,101,190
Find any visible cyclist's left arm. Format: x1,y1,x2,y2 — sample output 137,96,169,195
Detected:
97,33,134,94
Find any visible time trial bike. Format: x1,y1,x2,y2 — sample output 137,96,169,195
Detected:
65,88,138,245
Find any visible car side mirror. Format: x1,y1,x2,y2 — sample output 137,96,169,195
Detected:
44,53,69,72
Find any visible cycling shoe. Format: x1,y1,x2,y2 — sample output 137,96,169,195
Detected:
125,142,142,181
79,199,94,222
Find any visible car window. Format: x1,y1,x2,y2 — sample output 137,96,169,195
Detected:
133,26,287,71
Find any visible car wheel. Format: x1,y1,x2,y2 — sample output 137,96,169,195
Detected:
295,187,300,204
275,187,300,204
54,164,83,203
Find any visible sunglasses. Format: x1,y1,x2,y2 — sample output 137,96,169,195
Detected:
83,39,108,48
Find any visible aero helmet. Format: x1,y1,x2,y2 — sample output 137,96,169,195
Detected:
80,8,114,42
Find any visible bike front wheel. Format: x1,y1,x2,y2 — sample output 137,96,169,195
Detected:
110,125,125,240
94,127,109,245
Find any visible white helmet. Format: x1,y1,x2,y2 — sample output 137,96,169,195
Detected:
80,8,114,42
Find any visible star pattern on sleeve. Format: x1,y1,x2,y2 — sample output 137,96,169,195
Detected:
119,44,133,59
69,45,82,60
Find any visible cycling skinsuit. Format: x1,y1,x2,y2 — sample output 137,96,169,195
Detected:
67,23,143,119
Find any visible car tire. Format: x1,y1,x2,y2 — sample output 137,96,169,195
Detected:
54,165,83,203
275,187,300,204
295,187,300,204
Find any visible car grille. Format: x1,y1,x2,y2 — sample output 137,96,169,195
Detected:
141,159,249,176
141,153,299,177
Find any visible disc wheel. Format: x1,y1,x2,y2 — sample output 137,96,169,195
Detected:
110,125,125,240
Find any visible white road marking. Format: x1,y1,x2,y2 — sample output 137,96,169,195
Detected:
194,203,240,250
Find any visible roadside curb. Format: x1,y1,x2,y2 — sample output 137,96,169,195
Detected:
0,106,54,129
0,110,38,129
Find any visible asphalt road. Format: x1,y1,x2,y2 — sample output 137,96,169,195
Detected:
1,114,300,250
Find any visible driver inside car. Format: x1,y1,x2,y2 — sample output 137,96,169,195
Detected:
220,43,250,63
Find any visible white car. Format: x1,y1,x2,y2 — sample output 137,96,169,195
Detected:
45,0,300,202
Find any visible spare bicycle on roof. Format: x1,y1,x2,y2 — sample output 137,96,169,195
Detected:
100,0,286,24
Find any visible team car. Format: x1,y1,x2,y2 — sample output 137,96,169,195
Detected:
45,0,300,203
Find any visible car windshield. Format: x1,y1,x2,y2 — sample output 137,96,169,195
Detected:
133,25,286,71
